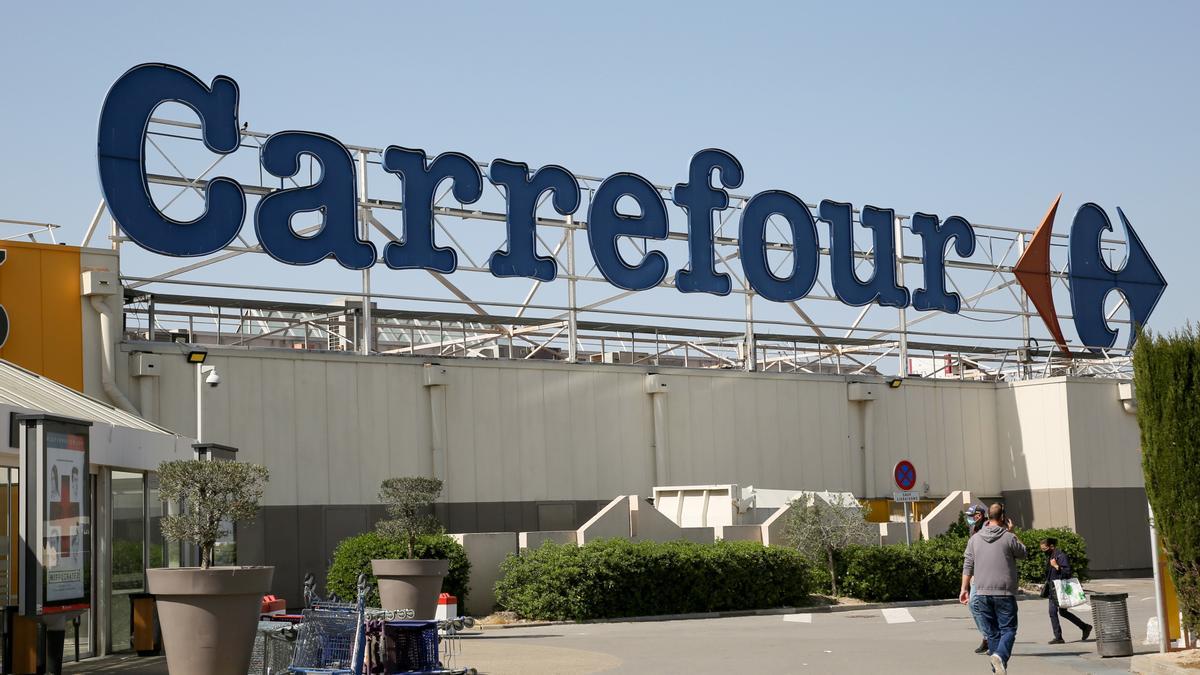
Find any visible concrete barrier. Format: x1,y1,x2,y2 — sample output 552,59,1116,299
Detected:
630,496,686,542
718,524,763,542
577,495,631,544
760,504,791,547
518,530,578,550
920,491,973,541
878,521,910,545
450,532,518,617
680,527,715,544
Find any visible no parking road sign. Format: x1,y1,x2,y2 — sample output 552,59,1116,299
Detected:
894,460,917,491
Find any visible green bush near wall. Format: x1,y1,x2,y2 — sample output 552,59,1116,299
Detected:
809,528,1088,603
1015,528,1089,585
494,539,811,621
326,532,470,607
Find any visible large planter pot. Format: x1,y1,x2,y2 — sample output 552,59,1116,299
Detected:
147,566,274,675
372,558,448,618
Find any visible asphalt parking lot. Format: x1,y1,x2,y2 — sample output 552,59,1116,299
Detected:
457,578,1160,674
63,578,1160,674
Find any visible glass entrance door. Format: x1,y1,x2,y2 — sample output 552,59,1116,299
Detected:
109,471,145,652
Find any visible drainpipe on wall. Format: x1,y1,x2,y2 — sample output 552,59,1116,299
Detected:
423,364,449,496
848,382,880,498
645,374,670,486
83,271,138,414
131,352,161,422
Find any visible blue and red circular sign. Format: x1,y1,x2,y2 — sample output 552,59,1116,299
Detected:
894,460,917,491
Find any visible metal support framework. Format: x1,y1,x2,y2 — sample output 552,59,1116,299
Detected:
47,115,1142,380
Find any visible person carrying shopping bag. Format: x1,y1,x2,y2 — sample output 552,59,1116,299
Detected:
1040,538,1092,644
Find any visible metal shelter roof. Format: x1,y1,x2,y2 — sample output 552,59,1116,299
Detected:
0,359,176,436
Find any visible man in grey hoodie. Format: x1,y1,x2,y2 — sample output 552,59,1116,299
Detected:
960,503,1027,674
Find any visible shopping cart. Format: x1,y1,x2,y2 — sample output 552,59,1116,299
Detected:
247,620,298,675
288,575,368,674
362,618,477,675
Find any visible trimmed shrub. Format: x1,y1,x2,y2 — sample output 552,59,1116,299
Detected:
327,531,470,607
840,544,925,602
494,539,811,621
1016,528,1089,584
1135,326,1200,635
832,527,1088,603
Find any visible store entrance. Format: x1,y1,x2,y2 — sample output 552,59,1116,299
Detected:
107,470,165,654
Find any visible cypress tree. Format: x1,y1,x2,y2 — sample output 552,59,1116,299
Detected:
1134,326,1200,636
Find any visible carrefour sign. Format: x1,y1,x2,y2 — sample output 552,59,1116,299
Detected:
97,64,1166,353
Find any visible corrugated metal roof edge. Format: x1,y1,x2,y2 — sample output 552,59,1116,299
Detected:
0,359,183,438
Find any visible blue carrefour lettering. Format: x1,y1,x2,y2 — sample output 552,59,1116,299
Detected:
910,212,976,313
672,149,743,296
255,131,376,269
487,160,580,281
95,64,1169,335
739,191,819,303
820,201,910,308
587,173,669,291
381,147,483,273
97,63,245,256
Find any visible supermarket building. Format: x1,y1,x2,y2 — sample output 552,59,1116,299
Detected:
0,61,1168,659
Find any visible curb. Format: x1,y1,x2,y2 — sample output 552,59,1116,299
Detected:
1130,652,1200,675
479,596,966,630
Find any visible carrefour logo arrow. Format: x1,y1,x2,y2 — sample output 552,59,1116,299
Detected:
1014,197,1167,354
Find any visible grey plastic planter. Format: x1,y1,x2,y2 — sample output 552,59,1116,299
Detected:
372,558,448,619
147,566,274,675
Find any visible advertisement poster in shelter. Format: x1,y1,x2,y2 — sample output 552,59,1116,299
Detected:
44,429,86,604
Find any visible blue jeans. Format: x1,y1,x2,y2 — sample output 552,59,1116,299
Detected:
969,584,988,638
972,594,1019,666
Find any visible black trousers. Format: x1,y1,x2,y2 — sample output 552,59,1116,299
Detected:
1048,590,1089,639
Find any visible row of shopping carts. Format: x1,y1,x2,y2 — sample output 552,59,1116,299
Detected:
249,574,477,675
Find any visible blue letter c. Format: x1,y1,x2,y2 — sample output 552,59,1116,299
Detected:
97,63,245,256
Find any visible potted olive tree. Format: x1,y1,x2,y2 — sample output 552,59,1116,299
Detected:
147,459,272,675
372,476,446,618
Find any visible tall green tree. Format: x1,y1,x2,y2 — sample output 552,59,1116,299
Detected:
1134,326,1200,636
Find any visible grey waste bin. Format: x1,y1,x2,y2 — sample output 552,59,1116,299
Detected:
1090,592,1133,657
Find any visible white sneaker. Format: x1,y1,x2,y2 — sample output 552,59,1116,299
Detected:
990,653,1006,674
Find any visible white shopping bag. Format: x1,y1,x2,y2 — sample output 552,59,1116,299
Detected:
1053,578,1087,608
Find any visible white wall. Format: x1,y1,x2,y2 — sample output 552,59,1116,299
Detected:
111,343,1139,508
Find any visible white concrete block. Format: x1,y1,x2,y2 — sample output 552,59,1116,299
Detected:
680,527,715,544
577,496,631,545
630,496,684,542
719,524,763,543
518,530,578,550
450,532,517,617
760,504,792,547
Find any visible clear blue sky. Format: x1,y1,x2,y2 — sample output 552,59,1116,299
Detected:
1,1,1196,337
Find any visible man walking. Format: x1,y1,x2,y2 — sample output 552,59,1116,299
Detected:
966,505,990,654
960,503,1027,674
1041,537,1092,644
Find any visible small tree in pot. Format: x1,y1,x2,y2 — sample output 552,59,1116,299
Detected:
372,476,447,618
148,460,272,675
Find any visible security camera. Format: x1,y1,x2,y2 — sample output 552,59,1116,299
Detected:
205,369,221,388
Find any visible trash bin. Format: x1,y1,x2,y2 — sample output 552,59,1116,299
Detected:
130,592,162,656
1091,592,1133,657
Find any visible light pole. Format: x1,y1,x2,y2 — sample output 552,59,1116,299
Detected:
184,347,218,443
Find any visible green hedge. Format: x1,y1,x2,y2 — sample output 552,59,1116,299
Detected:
813,527,1088,603
1016,527,1089,585
326,532,470,607
495,539,811,621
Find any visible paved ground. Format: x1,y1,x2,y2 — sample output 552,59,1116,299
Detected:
64,578,1160,674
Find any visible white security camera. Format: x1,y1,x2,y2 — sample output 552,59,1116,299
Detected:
205,369,221,388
